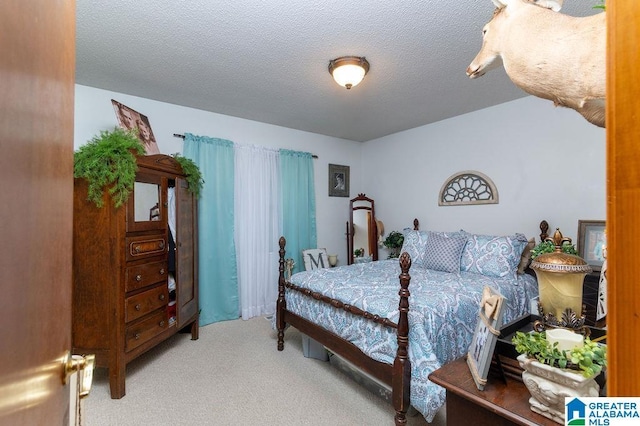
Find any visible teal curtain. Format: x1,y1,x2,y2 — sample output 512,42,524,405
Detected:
279,149,316,273
184,134,238,325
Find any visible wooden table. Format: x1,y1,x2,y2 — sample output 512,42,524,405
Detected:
429,357,558,426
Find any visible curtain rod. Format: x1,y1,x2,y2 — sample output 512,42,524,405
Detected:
173,133,318,158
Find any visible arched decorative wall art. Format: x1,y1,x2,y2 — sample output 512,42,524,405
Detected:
438,170,499,206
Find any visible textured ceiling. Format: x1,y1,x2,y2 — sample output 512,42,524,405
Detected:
76,0,599,142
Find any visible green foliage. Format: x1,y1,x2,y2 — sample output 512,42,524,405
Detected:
73,128,145,208
593,0,605,10
512,331,606,378
530,240,577,259
383,231,404,249
383,231,405,259
354,248,364,257
172,154,204,199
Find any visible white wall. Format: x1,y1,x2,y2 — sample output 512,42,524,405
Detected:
362,96,606,251
74,85,362,264
75,86,606,262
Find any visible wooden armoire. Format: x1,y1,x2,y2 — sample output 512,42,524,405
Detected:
72,154,199,398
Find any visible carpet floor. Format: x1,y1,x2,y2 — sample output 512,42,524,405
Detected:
82,316,445,425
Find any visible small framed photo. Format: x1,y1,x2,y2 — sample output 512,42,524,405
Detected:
467,286,505,391
328,164,350,197
577,220,606,273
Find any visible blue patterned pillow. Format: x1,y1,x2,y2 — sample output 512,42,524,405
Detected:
460,232,528,278
400,229,429,268
422,232,468,273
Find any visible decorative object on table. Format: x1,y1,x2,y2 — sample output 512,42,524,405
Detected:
111,99,161,155
284,258,296,280
353,248,364,258
328,163,349,197
467,286,505,391
73,127,145,208
382,231,404,259
530,228,592,333
302,248,329,271
577,220,606,273
438,170,498,206
328,254,338,267
597,259,607,322
512,330,606,424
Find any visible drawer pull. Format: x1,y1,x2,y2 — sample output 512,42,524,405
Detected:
159,294,165,301
135,275,142,282
134,245,141,253
134,333,141,340
158,241,165,250
159,268,165,275
135,304,141,311
159,320,165,327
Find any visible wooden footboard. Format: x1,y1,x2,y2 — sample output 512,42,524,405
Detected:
276,236,412,425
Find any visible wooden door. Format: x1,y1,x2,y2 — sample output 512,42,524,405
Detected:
0,1,76,424
606,0,640,395
176,177,199,328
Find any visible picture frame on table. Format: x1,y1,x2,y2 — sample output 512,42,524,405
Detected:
467,286,505,391
577,220,606,273
328,164,350,197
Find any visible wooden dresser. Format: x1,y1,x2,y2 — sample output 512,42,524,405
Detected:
72,154,199,398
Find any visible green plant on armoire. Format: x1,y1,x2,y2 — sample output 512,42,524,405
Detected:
73,127,145,208
74,128,204,208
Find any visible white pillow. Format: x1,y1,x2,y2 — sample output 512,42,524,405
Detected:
302,248,329,271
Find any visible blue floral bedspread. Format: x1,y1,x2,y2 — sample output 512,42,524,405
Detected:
285,259,538,422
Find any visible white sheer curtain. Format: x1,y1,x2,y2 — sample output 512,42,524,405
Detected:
234,145,282,320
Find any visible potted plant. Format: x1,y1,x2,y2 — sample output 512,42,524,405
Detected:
530,240,577,260
383,231,404,258
512,330,606,423
74,128,204,208
73,127,145,208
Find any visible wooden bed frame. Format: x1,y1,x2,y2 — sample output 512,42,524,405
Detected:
276,219,548,425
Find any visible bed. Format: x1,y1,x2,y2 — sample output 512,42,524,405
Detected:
276,220,546,425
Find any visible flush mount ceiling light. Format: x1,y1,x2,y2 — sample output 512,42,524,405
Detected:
328,56,370,90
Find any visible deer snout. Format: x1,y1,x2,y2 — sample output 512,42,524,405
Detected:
466,64,484,79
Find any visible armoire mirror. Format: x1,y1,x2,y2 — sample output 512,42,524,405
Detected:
346,193,378,265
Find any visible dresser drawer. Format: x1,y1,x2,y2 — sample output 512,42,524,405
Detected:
125,285,168,323
125,234,167,262
125,261,167,292
125,309,168,352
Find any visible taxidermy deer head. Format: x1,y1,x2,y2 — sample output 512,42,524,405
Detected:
467,0,605,128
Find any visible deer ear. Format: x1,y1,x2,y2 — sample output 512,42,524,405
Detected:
530,0,564,12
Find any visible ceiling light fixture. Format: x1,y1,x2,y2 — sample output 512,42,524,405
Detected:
328,56,370,90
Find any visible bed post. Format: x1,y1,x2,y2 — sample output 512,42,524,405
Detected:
393,252,412,425
277,236,287,351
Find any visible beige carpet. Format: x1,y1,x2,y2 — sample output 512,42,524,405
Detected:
82,316,445,425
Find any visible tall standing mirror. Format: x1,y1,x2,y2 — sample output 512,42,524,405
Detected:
346,193,378,265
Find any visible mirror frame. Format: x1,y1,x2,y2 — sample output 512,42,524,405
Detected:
347,193,378,265
126,171,167,233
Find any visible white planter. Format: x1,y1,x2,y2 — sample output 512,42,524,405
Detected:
517,354,599,424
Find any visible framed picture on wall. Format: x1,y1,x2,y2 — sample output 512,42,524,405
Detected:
111,99,161,155
328,164,349,197
577,220,606,273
